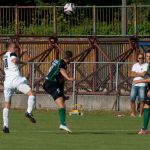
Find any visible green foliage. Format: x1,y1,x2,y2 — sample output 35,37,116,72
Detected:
57,17,93,35
96,22,121,35
1,18,150,36
1,4,150,36
0,0,135,6
19,22,53,35
0,22,15,34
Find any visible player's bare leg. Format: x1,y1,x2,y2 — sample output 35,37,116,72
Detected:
55,97,71,133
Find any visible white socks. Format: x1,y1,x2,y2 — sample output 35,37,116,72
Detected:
3,108,9,127
3,96,35,128
27,95,35,114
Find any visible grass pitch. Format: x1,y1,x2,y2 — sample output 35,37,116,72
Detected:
0,110,150,150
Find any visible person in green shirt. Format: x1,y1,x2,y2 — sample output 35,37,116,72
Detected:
43,50,74,133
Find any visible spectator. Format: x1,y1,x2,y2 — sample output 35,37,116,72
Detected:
134,51,150,134
129,53,148,117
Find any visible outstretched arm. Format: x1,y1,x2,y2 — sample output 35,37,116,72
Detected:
60,68,75,81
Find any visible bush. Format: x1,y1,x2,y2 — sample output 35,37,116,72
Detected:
1,17,150,36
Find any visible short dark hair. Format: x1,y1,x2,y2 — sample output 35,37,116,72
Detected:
64,50,73,59
146,50,150,54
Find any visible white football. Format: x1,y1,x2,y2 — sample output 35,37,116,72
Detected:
64,3,75,15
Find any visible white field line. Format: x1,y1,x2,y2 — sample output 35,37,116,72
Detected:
0,129,137,133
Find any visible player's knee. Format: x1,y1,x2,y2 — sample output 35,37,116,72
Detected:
27,90,35,96
4,102,11,109
55,97,65,108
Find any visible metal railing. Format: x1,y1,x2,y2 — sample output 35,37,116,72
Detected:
0,62,133,96
1,5,150,36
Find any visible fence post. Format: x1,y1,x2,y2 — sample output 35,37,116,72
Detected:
15,5,19,35
53,5,57,33
134,4,137,35
121,0,127,35
115,63,119,92
31,62,35,90
115,63,120,111
93,5,96,35
72,62,76,106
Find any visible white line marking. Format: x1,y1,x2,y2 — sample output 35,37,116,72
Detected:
0,129,137,133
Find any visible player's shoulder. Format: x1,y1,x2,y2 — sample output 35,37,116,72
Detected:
3,52,17,57
10,52,17,57
60,59,67,65
60,59,67,69
60,59,66,64
3,51,10,58
4,51,10,55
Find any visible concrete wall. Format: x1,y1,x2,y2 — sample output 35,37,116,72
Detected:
0,94,131,111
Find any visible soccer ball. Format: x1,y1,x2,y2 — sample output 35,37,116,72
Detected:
64,3,75,15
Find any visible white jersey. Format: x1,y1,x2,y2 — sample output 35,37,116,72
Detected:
132,62,148,86
3,51,20,79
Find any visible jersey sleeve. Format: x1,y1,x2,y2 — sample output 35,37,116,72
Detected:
59,60,67,69
10,53,17,60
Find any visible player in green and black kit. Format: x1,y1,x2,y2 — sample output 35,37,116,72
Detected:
134,51,150,134
43,51,74,133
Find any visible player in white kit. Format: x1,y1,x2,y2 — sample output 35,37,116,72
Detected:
2,42,36,133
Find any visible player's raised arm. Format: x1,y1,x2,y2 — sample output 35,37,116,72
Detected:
60,68,75,81
10,53,27,65
6,43,26,65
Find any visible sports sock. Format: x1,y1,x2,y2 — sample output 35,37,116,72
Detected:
27,95,35,114
59,108,66,126
3,108,9,128
142,108,150,130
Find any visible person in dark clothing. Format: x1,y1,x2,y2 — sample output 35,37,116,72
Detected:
43,50,74,133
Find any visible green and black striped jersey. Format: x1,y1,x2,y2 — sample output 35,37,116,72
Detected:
45,59,67,83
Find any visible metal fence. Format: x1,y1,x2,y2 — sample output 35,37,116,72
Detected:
1,5,150,36
0,62,133,97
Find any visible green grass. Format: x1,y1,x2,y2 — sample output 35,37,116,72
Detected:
0,110,150,150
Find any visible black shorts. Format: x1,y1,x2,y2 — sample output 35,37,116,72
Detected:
43,80,64,100
145,99,150,106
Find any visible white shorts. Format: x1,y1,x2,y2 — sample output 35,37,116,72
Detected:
4,76,31,102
